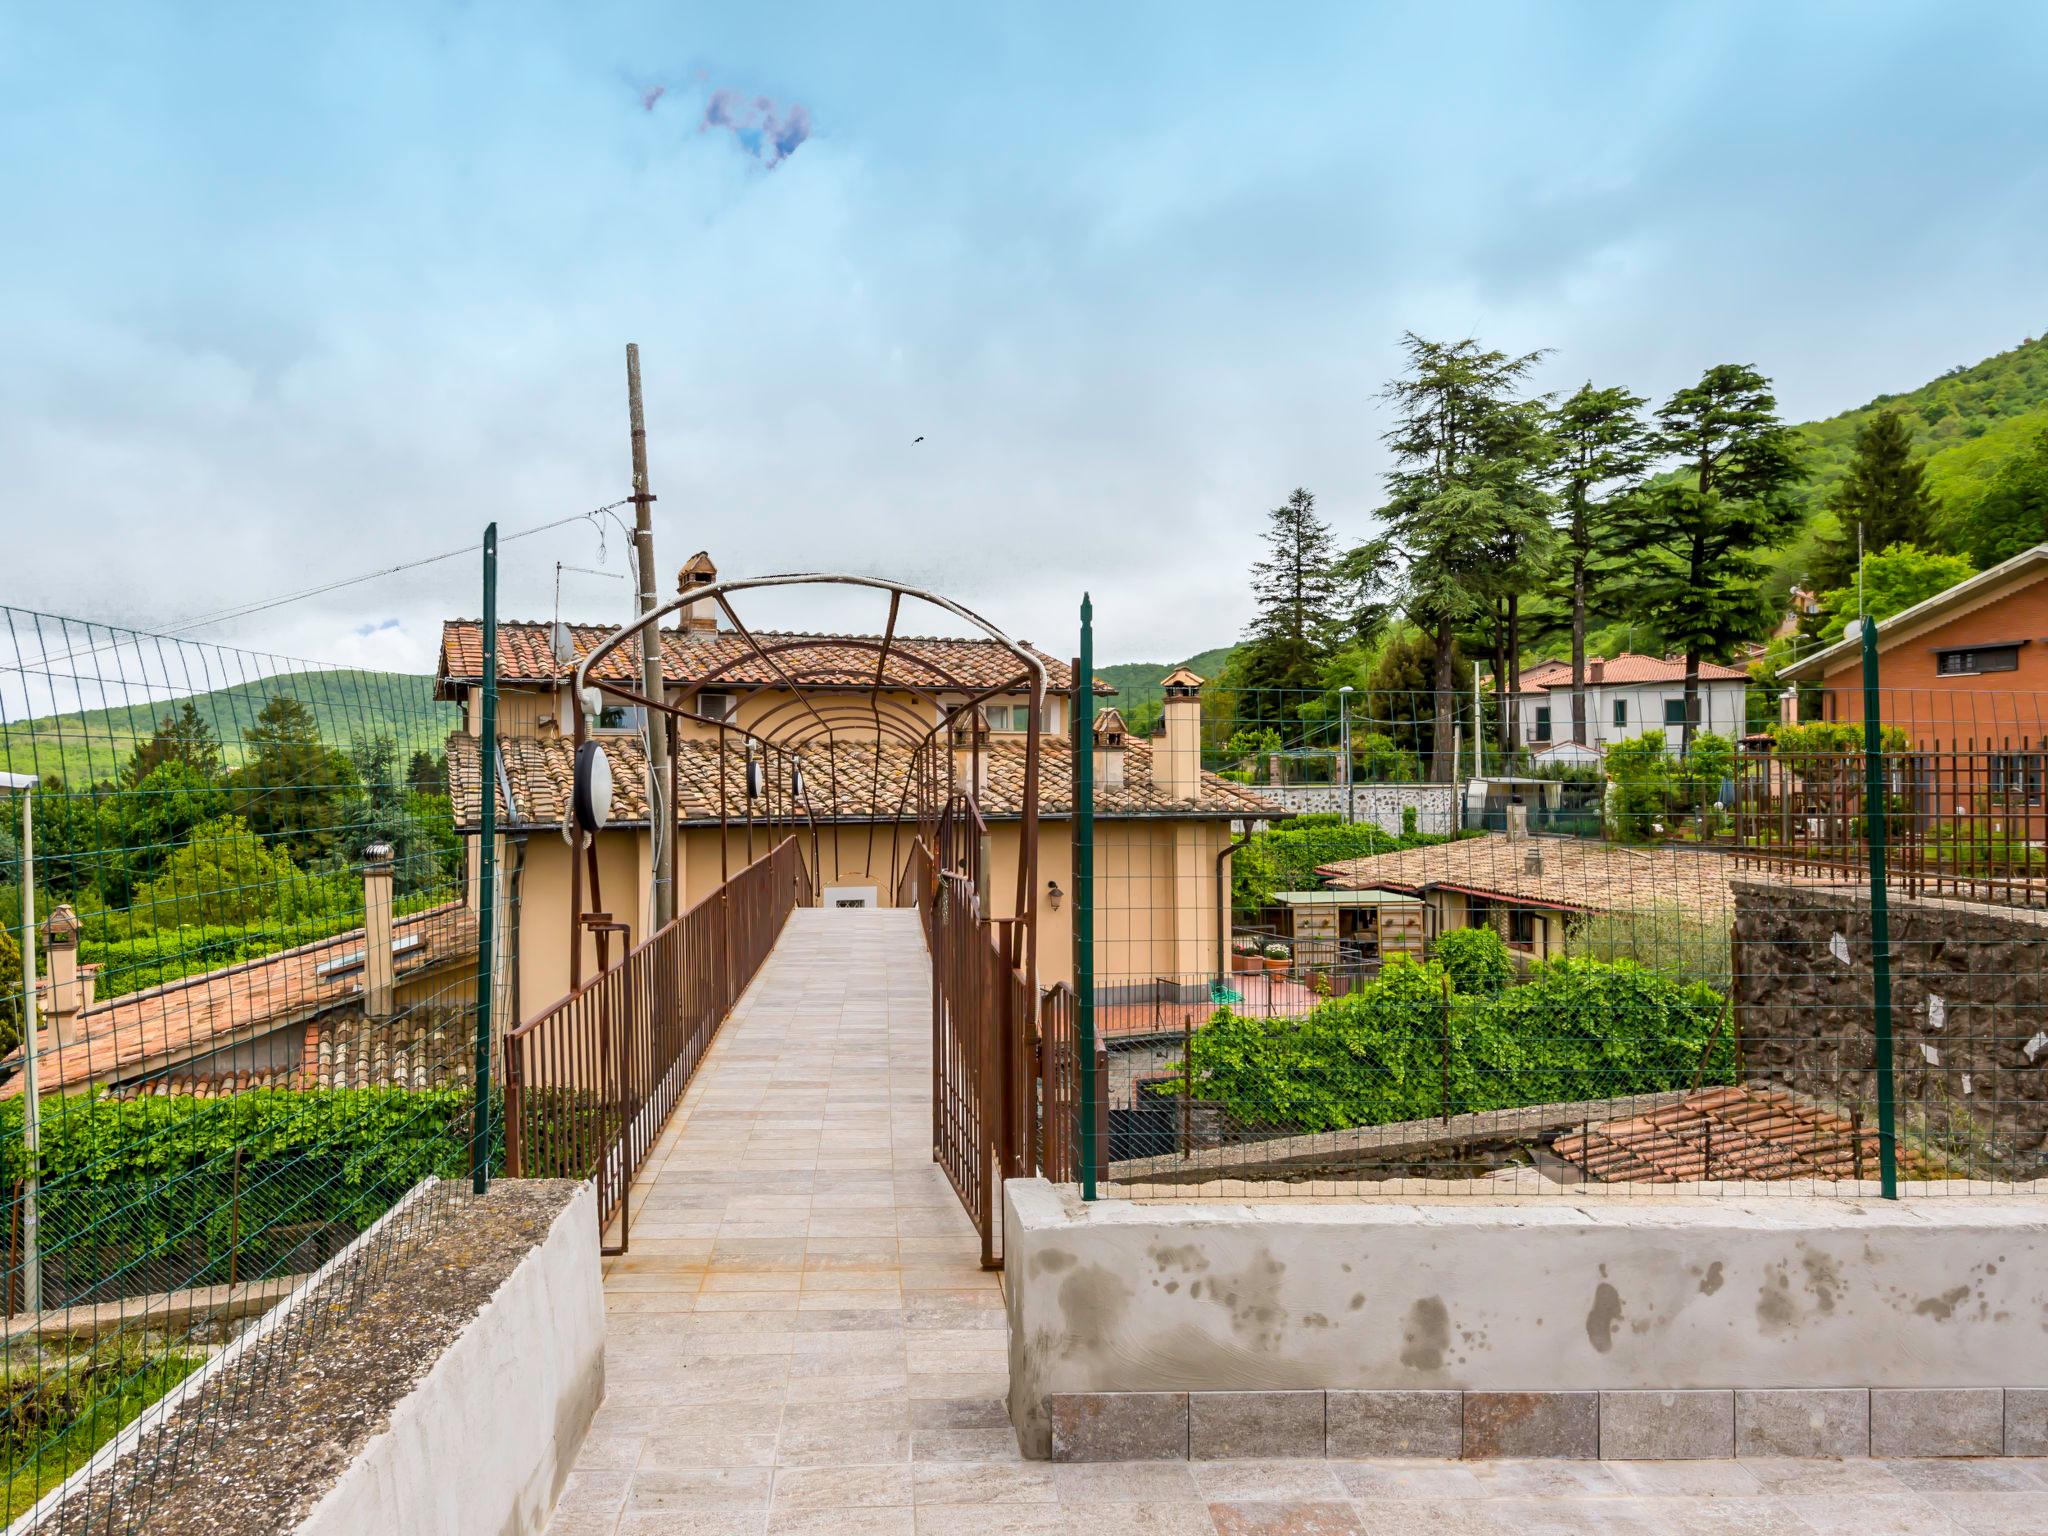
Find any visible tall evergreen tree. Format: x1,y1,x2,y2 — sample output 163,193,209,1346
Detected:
1615,364,1802,745
1374,333,1548,779
1547,383,1652,745
1810,409,1938,591
120,700,223,787
1237,487,1340,715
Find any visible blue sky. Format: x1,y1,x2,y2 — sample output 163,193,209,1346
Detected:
2,2,2045,670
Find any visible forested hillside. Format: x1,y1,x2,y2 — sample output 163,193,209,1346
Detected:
0,670,452,789
1791,334,2048,517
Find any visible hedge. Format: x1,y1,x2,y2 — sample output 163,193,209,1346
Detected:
1175,952,1730,1135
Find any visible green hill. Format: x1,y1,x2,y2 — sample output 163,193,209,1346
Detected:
1093,646,1237,721
1791,334,2048,519
0,670,453,789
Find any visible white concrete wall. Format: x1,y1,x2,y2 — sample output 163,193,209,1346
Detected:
1252,784,1457,836
296,1182,606,1536
1512,681,1751,752
1002,1178,2048,1458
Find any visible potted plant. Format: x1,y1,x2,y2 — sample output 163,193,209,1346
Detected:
1262,941,1291,975
1230,937,1262,974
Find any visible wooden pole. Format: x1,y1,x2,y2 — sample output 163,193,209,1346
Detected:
627,344,674,931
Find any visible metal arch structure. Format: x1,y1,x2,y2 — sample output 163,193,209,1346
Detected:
563,571,1050,1008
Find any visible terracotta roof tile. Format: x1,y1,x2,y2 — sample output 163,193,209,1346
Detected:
438,621,1105,696
1510,652,1750,693
1554,1085,1940,1183
3,904,477,1098
447,730,1278,829
1317,832,1738,922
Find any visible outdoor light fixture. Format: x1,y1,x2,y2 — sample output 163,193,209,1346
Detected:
572,740,613,832
1047,879,1063,912
790,760,806,801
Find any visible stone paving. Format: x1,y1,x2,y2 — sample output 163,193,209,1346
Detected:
543,908,2048,1535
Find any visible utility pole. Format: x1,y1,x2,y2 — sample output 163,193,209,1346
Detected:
6,773,42,1314
627,344,673,931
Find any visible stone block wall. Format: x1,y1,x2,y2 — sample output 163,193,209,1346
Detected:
1730,876,2048,1177
1252,783,1457,835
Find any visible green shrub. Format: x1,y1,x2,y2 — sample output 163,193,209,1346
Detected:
1433,926,1511,994
1178,953,1729,1136
0,1088,488,1299
1231,821,1450,914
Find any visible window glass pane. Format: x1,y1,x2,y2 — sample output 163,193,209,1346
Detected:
1613,700,1627,728
1664,698,1686,726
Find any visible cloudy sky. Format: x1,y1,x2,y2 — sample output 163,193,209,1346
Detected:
2,1,2044,676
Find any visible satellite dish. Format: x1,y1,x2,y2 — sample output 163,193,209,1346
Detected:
746,756,764,800
551,621,576,664
791,760,806,801
573,741,614,832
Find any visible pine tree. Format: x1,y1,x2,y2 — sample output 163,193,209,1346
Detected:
120,700,223,787
1615,364,1803,745
1375,333,1548,778
1547,383,1652,744
1810,409,1938,590
1237,488,1341,715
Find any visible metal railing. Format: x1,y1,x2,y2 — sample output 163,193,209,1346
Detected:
504,835,807,1250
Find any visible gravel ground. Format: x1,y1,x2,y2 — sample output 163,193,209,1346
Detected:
37,1178,581,1536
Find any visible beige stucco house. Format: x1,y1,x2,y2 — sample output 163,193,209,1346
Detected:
436,556,1277,1019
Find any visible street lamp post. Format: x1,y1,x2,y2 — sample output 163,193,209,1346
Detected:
4,771,41,1315
1338,686,1354,825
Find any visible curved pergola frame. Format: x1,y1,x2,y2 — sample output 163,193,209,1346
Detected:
565,573,1049,1006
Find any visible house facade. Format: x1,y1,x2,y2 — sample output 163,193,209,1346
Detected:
436,555,1278,1016
1779,543,2048,830
1507,653,1753,754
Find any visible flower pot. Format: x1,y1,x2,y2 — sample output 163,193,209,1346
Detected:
1262,956,1290,975
1231,953,1260,973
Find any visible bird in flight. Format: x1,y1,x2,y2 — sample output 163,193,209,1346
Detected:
912,435,925,443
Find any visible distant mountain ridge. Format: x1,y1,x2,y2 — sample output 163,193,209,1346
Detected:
0,670,453,788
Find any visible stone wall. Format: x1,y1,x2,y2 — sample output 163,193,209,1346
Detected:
1253,783,1457,835
1731,877,2048,1178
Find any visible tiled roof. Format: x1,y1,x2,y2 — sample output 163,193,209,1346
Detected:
2,904,477,1098
1512,653,1750,693
438,621,1105,696
1554,1085,1940,1183
447,729,1279,829
1316,832,1737,923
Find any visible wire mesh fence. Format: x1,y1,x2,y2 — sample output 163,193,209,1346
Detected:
0,607,501,1526
1066,668,2048,1202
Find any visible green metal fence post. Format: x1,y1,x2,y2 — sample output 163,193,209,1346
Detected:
1859,616,1898,1199
1075,594,1097,1201
472,522,499,1194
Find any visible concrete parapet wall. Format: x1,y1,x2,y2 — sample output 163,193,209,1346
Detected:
296,1182,605,1536
1002,1178,2048,1460
1251,783,1456,835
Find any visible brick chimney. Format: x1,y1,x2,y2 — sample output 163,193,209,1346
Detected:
363,842,395,1020
41,904,85,1047
1092,707,1128,790
1157,668,1204,800
950,706,991,799
1588,657,1605,685
1779,687,1798,727
676,551,720,636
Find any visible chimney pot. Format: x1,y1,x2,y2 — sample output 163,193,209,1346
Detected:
41,904,85,1046
1092,708,1128,790
363,845,396,1020
1157,669,1205,799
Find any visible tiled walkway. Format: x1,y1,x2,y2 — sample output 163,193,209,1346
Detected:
544,909,2048,1535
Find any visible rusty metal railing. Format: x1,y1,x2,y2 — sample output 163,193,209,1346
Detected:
503,835,809,1251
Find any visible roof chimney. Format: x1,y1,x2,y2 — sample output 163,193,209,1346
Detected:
1588,657,1605,685
1157,668,1204,800
363,843,395,1020
1092,707,1127,791
677,551,720,637
41,904,85,1047
950,706,991,800
1779,687,1799,727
